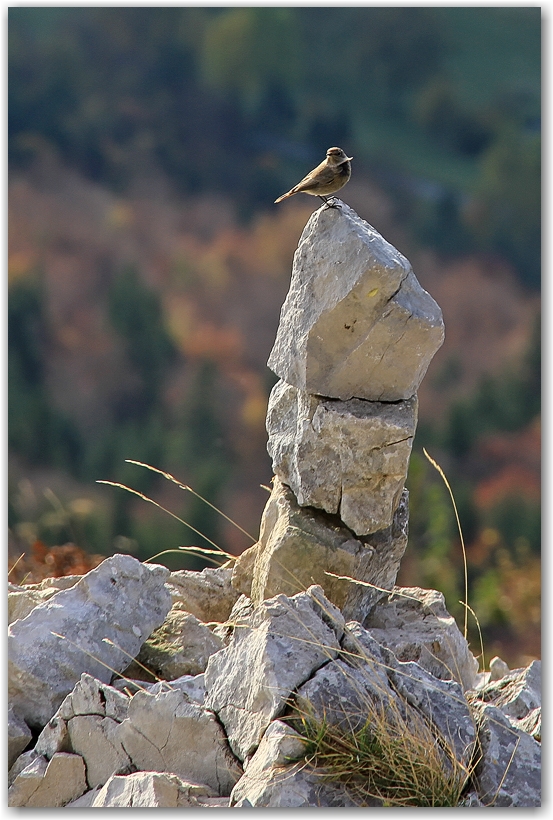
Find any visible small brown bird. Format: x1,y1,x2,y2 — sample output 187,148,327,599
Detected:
274,147,353,206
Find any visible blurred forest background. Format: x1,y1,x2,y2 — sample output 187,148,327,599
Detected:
8,7,540,668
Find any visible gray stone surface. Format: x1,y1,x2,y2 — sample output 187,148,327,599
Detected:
230,720,361,808
472,703,541,806
341,622,476,767
90,771,218,808
8,554,172,728
8,752,87,807
117,687,242,795
267,380,417,535
8,576,81,625
167,565,240,623
267,203,444,401
204,585,344,762
8,705,32,769
127,602,224,680
234,478,408,622
363,586,479,691
473,659,541,721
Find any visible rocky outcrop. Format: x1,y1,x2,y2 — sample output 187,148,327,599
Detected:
234,202,444,612
7,570,541,807
8,554,172,729
232,478,408,621
7,203,539,807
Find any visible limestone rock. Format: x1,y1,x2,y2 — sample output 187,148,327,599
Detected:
472,703,541,806
167,565,240,623
8,554,172,728
341,622,476,766
267,380,417,535
204,585,344,761
267,203,444,402
117,687,242,795
90,771,218,808
234,478,408,622
8,752,87,807
230,720,360,808
363,586,479,690
126,603,224,680
8,576,81,625
8,705,32,769
489,655,510,681
472,660,540,722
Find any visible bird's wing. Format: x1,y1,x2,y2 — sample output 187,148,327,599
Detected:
292,161,334,194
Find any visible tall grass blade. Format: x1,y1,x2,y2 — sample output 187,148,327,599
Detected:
423,448,469,639
124,459,257,543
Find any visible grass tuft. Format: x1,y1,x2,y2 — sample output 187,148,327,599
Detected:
292,696,473,807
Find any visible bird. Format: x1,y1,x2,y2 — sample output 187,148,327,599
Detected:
274,147,353,207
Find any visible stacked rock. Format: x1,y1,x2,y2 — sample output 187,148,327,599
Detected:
232,201,444,622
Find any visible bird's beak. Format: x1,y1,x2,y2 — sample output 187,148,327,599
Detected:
338,155,353,164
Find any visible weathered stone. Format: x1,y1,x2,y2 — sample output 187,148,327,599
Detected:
213,594,255,644
230,545,257,597
489,655,510,681
8,705,32,769
31,676,132,788
267,203,444,402
363,586,479,691
65,787,102,807
204,585,344,761
110,672,207,704
267,380,417,535
230,721,360,808
472,660,541,722
90,771,217,808
341,622,476,767
294,653,396,736
8,752,87,807
125,603,224,681
8,576,81,624
234,478,408,622
8,750,39,787
387,656,476,767
472,703,541,806
33,675,131,768
117,687,242,795
69,714,132,788
8,554,172,728
167,565,240,623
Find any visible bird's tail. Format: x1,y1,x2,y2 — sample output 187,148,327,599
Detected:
274,189,295,204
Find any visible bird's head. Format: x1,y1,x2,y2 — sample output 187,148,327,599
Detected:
326,147,353,165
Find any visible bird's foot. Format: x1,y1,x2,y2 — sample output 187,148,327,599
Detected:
319,195,341,209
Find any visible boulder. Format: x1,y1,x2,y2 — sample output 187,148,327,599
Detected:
472,660,540,722
363,586,479,690
8,705,32,769
267,203,444,402
8,576,81,625
8,752,87,807
233,478,408,622
230,720,360,808
8,554,172,728
472,703,541,806
167,565,240,623
204,585,344,762
267,380,417,535
90,771,218,808
126,602,224,680
117,686,242,795
299,622,476,768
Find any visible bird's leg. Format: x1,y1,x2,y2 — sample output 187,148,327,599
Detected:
319,195,341,210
